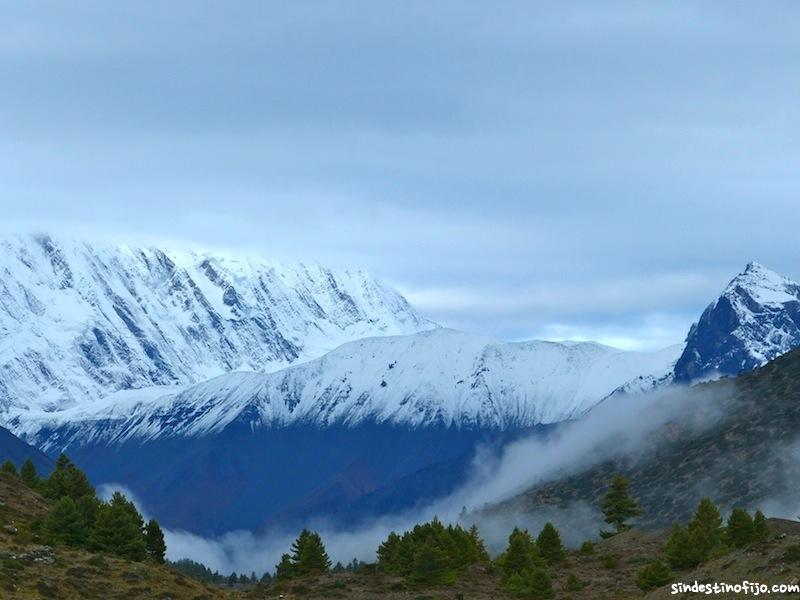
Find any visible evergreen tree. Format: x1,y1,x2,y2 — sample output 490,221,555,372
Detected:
45,454,95,501
599,475,643,536
377,531,402,572
227,572,238,586
687,498,723,559
504,567,554,599
536,522,566,564
726,508,754,548
1,460,17,475
666,523,700,569
636,559,672,591
275,553,294,580
44,496,89,547
20,459,40,489
411,543,456,585
377,519,488,581
498,528,542,583
289,529,331,575
91,492,147,561
145,519,167,563
752,510,770,542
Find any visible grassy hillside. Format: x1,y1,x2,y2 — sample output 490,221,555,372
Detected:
0,471,240,599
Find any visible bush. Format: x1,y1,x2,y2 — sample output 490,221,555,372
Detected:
579,540,595,555
503,567,553,599
636,559,672,591
600,554,619,569
565,572,584,591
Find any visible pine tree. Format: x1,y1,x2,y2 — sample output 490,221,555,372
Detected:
536,522,566,564
685,498,724,560
600,475,643,536
636,559,672,591
377,531,402,572
275,553,294,580
1,460,17,475
579,540,595,555
145,519,167,563
45,496,89,547
91,492,147,561
45,453,95,501
289,529,331,575
665,523,700,569
752,510,770,542
499,528,541,583
528,568,554,599
411,543,455,585
20,459,40,489
726,508,754,548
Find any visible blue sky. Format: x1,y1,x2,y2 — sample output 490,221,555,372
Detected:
1,2,799,349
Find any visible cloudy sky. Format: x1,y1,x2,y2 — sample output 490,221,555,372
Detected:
1,2,798,350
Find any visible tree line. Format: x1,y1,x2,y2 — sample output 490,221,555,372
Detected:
265,473,778,599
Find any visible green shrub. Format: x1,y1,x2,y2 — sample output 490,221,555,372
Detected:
564,572,584,591
579,540,595,555
600,554,619,569
636,559,672,591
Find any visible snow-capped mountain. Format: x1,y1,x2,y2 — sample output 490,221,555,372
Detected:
673,262,800,382
17,329,681,447
0,235,434,415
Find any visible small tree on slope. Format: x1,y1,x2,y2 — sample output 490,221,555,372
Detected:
600,475,643,537
145,519,167,563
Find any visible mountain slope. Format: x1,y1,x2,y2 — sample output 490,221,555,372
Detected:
484,345,800,528
0,425,53,475
674,262,800,382
17,329,682,445
0,235,433,415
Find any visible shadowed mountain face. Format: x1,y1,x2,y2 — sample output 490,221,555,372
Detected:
674,262,800,383
0,425,53,475
44,422,541,534
486,346,800,527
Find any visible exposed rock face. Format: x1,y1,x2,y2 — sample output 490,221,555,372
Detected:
674,262,800,383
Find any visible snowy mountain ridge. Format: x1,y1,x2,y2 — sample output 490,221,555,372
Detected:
17,329,682,447
673,262,800,382
0,235,434,415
